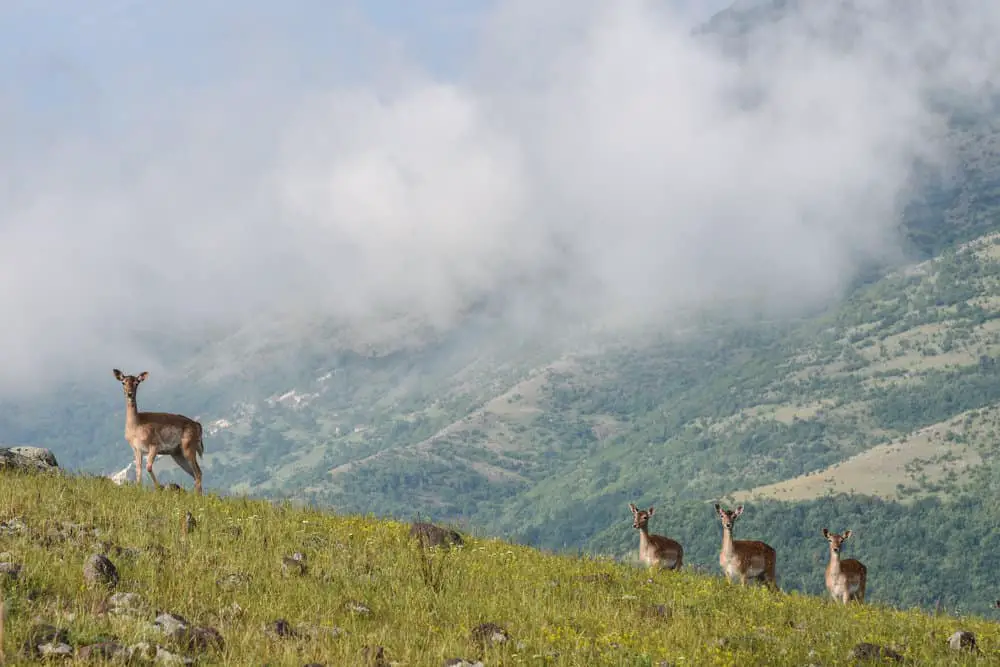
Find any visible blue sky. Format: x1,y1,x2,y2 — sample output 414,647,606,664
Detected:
0,1,725,118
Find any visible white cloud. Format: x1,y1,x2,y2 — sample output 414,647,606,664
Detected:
1,0,998,391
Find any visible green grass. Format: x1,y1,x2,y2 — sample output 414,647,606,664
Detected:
1,472,998,665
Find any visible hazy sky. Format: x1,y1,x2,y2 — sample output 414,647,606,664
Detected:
1,0,997,391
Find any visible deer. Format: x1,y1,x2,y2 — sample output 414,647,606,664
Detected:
628,503,683,571
112,369,204,495
822,528,867,604
715,504,777,589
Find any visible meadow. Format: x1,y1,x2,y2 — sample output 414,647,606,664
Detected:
0,470,997,665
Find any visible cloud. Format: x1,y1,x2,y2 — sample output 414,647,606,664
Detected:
1,0,998,392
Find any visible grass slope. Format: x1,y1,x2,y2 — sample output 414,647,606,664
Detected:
1,471,998,666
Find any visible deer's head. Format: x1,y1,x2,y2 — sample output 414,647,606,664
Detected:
628,503,655,530
715,503,744,530
113,369,149,405
822,528,852,554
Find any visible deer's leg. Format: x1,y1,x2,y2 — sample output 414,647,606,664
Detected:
133,447,143,486
180,434,204,495
145,446,160,489
190,455,203,496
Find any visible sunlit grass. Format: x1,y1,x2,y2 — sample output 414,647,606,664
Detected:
0,471,997,665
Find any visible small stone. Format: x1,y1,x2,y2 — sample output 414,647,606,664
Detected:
848,642,904,662
409,522,464,548
22,624,69,658
948,630,977,651
38,642,73,657
470,622,510,647
443,659,485,667
155,645,195,665
177,626,224,653
109,592,148,617
83,553,119,588
0,562,22,580
128,641,156,661
154,611,190,637
345,600,371,615
266,618,299,639
282,552,308,576
0,518,27,535
216,572,251,590
361,645,388,667
77,642,127,659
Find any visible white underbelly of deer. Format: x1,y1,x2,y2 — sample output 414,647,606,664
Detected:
644,549,678,569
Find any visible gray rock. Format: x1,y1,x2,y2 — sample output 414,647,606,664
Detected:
409,522,464,548
443,660,485,667
216,572,251,590
471,622,510,647
361,645,388,667
109,592,148,617
345,600,371,615
0,518,27,536
947,630,977,651
37,641,73,657
154,611,190,637
77,642,127,660
83,553,119,588
176,626,224,653
0,562,21,580
848,642,904,662
8,446,58,467
155,645,194,665
0,447,60,473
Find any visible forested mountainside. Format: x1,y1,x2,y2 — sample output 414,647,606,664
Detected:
4,0,1000,615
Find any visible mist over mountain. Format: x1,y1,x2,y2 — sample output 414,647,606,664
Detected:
4,0,998,393
5,0,1000,614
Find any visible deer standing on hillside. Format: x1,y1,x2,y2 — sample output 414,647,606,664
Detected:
113,369,204,494
628,503,683,571
715,504,777,589
822,528,866,604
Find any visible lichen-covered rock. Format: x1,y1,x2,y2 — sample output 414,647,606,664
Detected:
948,630,977,652
409,522,464,548
471,622,510,647
0,446,60,473
77,642,127,660
83,553,119,588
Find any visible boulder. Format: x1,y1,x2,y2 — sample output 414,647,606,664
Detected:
0,446,60,473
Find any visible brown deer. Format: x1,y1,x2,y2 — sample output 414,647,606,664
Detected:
822,528,867,604
113,369,204,494
628,503,683,571
715,504,777,589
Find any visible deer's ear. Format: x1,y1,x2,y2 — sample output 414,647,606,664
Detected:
136,372,149,382
647,507,655,516
628,503,638,513
822,528,830,539
734,506,744,517
113,369,124,381
714,503,722,513
842,530,852,540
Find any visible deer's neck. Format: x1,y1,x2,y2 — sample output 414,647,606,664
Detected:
638,526,652,550
828,548,842,575
721,525,736,557
125,398,140,433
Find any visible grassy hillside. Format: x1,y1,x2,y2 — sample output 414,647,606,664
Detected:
6,0,1000,621
0,469,998,666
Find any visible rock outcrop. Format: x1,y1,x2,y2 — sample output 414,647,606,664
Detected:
0,446,60,473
